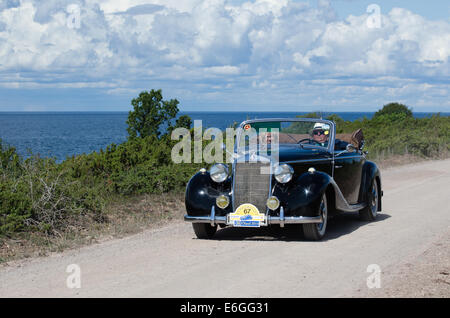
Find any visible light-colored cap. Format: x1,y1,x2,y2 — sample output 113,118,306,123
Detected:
313,122,330,131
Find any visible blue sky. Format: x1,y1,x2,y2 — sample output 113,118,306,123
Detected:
0,0,449,112
325,0,449,21
228,0,450,21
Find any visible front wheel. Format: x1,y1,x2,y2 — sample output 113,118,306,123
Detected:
359,178,379,221
192,223,217,239
303,193,328,241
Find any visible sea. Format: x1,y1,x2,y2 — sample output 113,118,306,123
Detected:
0,111,448,162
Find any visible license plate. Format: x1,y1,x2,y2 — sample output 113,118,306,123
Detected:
232,220,262,228
227,203,266,228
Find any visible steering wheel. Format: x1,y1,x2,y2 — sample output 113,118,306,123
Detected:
297,138,322,146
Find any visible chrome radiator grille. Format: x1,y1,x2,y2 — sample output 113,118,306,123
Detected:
233,162,271,213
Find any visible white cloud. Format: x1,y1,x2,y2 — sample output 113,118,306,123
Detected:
206,65,241,75
0,0,449,110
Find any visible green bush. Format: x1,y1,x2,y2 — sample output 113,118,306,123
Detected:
374,102,413,118
326,112,449,158
0,180,32,234
0,146,105,236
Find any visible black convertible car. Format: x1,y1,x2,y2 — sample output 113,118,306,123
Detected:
184,118,382,240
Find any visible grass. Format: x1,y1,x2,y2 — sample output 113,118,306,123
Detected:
370,148,449,169
0,192,185,264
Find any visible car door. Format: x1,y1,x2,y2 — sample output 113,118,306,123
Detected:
333,148,365,205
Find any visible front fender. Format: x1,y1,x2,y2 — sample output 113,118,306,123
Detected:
359,160,382,210
185,171,232,216
273,171,331,217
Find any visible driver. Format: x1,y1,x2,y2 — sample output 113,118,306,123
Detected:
311,123,330,147
258,131,273,152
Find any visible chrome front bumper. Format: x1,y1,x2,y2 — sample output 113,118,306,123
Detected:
184,206,323,228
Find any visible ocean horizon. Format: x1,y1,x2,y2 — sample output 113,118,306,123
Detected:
1,111,448,161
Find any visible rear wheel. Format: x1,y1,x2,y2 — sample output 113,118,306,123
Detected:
303,193,328,241
192,223,217,239
359,178,379,221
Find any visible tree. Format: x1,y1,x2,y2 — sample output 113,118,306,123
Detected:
126,89,180,139
174,115,192,130
166,114,193,138
374,103,413,118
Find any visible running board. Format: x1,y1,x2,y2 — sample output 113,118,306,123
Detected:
329,179,366,212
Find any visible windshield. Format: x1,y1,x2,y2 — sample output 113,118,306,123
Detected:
236,119,333,152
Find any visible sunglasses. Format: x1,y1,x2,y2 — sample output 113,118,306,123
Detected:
313,130,328,136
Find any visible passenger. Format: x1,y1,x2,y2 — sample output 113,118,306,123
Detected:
259,131,272,145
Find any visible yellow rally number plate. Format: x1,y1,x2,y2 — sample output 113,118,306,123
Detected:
228,204,266,227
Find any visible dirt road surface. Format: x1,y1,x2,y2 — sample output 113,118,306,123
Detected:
1,159,449,297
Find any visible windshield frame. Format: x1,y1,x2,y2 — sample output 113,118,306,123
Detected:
236,118,336,154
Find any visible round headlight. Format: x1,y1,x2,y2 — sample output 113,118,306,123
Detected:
266,196,280,211
216,195,230,209
209,163,229,183
274,163,294,183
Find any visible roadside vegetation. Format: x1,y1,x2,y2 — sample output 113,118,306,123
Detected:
1,93,449,262
304,103,449,165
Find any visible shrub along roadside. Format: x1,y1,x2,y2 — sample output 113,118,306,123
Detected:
0,136,202,237
330,112,449,159
0,89,202,239
300,104,449,160
0,147,105,236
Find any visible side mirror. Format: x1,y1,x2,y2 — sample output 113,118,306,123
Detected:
346,144,358,153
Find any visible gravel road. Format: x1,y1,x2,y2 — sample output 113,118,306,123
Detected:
1,159,449,297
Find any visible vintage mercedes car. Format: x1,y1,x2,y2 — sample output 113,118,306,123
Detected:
184,118,382,241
